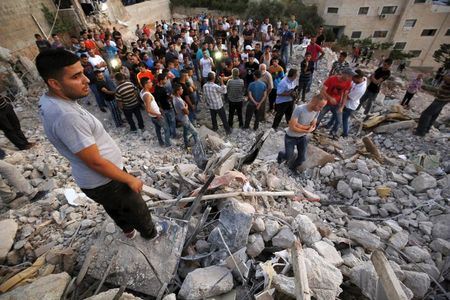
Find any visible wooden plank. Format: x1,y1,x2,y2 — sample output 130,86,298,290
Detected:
142,185,173,200
290,241,311,300
371,250,408,300
0,255,46,292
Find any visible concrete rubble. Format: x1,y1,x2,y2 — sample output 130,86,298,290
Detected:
0,40,448,300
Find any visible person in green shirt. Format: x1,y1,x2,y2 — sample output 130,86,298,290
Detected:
287,15,298,58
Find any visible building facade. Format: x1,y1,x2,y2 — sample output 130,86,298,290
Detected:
304,0,450,70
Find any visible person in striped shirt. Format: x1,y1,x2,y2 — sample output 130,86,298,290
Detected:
115,73,144,132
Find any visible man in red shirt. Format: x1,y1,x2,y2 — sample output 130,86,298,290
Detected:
316,68,355,137
306,37,325,67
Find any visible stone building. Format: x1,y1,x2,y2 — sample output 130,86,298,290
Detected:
304,0,450,70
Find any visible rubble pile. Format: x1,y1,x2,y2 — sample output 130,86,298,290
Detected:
0,44,449,300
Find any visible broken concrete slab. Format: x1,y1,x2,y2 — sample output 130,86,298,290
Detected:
348,228,381,251
402,270,430,299
0,272,70,300
0,219,18,264
87,217,187,297
312,241,344,266
293,214,321,246
178,266,234,299
373,120,416,134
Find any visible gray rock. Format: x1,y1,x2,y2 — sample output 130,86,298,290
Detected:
272,227,296,249
383,220,403,233
161,294,176,300
389,231,409,249
401,263,441,281
0,219,18,264
208,200,254,252
312,241,343,266
348,220,377,233
195,240,210,254
105,222,116,234
320,164,333,177
402,271,430,299
337,180,353,198
261,219,280,242
411,173,437,193
349,177,363,191
293,214,321,246
251,217,265,232
430,238,450,255
357,159,370,175
342,252,361,268
347,206,370,217
178,266,233,299
348,228,381,251
0,272,71,300
349,262,378,300
403,246,431,263
246,234,265,257
392,173,408,185
431,214,450,240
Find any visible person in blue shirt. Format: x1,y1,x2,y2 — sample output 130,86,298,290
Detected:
272,68,298,129
280,24,294,65
244,71,268,130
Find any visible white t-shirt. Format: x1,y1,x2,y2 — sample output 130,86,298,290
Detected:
200,57,213,78
88,55,106,71
140,90,161,117
223,22,230,31
185,36,194,45
346,78,367,110
261,23,269,34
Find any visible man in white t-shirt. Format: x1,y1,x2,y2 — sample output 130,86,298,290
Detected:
199,50,215,84
342,69,367,137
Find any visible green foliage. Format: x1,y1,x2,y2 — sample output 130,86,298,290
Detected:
170,0,248,13
244,0,284,22
433,43,450,69
336,34,352,47
380,42,394,50
40,4,72,35
324,28,336,42
388,49,415,61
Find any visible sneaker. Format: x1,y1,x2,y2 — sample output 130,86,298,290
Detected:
124,229,137,239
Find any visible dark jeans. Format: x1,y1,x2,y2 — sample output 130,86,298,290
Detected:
317,105,341,135
105,100,123,127
272,101,294,129
277,134,309,170
210,107,231,134
244,102,263,130
228,101,243,128
298,78,312,102
342,107,354,137
401,91,415,106
82,179,155,238
182,121,199,147
357,90,378,115
268,89,277,111
0,104,30,150
123,105,144,131
89,83,106,108
416,99,448,135
151,117,171,146
164,109,177,138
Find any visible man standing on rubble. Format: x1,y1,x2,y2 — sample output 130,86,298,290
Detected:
36,49,163,240
357,58,392,118
277,94,327,174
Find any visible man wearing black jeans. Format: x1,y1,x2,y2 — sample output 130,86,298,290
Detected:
0,95,34,150
272,69,298,130
226,68,245,128
415,74,449,136
277,94,326,173
114,73,144,132
36,49,163,240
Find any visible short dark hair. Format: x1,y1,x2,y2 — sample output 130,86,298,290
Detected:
287,68,298,78
157,73,166,82
51,33,58,38
35,49,80,83
180,69,188,75
94,70,103,76
354,69,365,78
80,54,88,58
140,77,150,86
34,34,41,38
384,58,393,65
172,83,182,94
340,51,348,58
253,70,261,79
139,62,147,68
115,72,125,81
207,72,215,81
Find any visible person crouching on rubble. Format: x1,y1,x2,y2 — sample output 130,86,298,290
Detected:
36,49,166,240
277,94,327,175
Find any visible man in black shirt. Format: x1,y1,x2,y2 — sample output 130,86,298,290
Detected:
204,30,215,45
35,34,51,53
316,26,325,46
245,54,260,85
243,23,254,48
253,43,263,62
357,58,392,116
153,41,166,61
228,28,240,52
154,73,177,138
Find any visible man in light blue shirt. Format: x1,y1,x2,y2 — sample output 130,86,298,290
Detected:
272,68,298,129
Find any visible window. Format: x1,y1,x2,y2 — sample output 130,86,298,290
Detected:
394,42,407,50
351,31,362,39
358,7,369,15
381,6,398,14
409,50,422,57
327,7,339,13
404,19,417,28
414,0,426,3
373,31,388,38
421,29,437,36
446,29,450,36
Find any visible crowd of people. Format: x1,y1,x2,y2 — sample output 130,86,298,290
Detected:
30,14,449,166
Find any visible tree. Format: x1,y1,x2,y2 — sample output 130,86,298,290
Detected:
433,43,450,70
389,49,415,61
